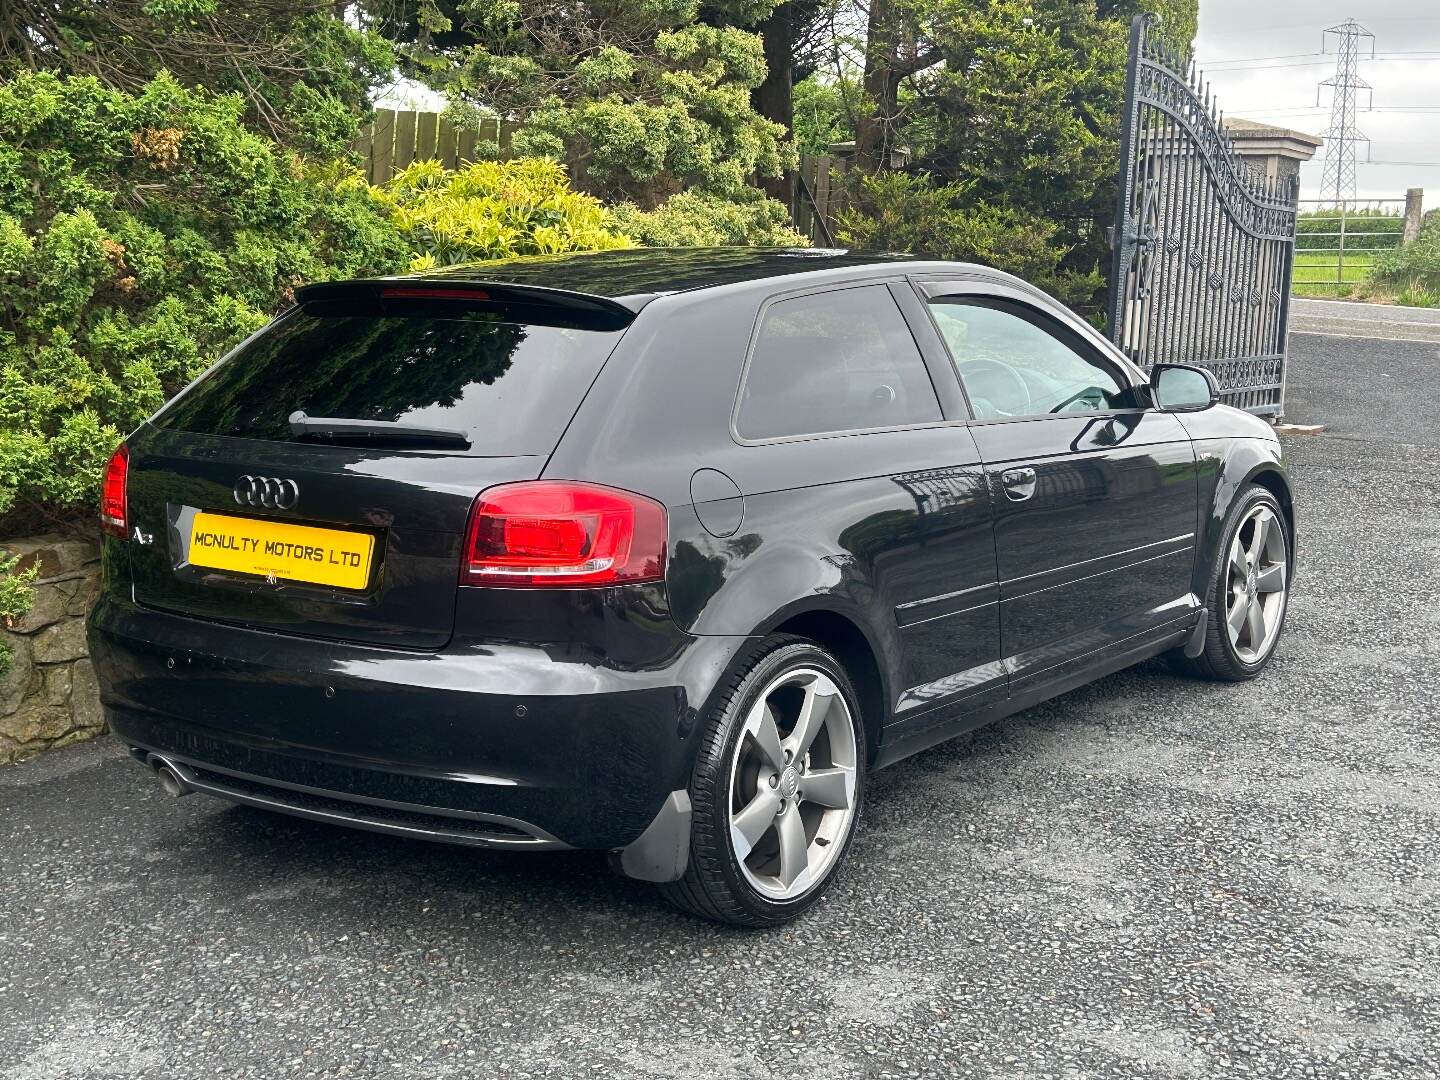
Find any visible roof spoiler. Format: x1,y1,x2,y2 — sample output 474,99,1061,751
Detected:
294,278,638,332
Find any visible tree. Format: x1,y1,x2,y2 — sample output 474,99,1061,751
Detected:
747,0,848,198
791,72,860,155
838,0,1198,310
366,0,796,206
0,1,393,155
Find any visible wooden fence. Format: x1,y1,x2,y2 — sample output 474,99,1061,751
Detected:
353,109,517,185
791,154,851,247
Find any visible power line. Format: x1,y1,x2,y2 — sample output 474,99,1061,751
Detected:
1205,15,1440,37
1205,59,1331,71
1199,51,1324,65
1296,158,1440,167
1228,106,1440,114
1200,54,1440,71
1204,21,1341,37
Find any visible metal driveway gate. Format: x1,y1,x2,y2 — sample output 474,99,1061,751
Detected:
1107,15,1299,416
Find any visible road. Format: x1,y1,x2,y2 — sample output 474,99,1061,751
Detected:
1285,298,1440,443
3,308,1439,1079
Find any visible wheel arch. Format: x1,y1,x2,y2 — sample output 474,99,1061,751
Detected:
760,603,892,766
1247,464,1296,560
1192,438,1294,599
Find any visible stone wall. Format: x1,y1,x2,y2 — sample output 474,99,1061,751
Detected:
1,535,104,763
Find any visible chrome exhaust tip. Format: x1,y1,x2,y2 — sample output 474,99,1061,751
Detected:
148,755,193,798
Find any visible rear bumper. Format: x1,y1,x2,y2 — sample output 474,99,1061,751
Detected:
127,743,570,848
89,592,737,851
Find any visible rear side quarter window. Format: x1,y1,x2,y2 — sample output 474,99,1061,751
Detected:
736,285,943,441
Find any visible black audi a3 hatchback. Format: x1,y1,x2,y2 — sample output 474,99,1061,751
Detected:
89,248,1294,926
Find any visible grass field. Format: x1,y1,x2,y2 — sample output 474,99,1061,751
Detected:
1292,251,1376,296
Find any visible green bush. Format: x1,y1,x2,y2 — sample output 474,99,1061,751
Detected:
0,71,807,531
611,189,806,247
369,158,634,269
366,157,806,267
1296,209,1404,253
789,74,860,157
1372,216,1440,304
837,172,1102,308
0,70,410,530
0,551,37,675
507,25,793,205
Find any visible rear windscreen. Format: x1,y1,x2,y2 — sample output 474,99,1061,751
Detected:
154,307,625,455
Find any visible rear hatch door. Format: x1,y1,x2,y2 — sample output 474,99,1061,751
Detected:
124,281,632,650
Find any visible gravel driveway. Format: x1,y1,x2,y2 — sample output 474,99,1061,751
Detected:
3,323,1439,1080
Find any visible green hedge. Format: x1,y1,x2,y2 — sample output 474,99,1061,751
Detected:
1295,210,1404,253
0,70,409,531
0,70,806,534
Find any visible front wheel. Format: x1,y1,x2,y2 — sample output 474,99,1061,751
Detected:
1173,484,1290,681
659,636,866,927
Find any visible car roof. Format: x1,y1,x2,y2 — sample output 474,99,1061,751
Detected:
395,247,966,309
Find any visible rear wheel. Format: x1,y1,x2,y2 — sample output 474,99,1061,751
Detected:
659,636,865,927
1173,485,1290,681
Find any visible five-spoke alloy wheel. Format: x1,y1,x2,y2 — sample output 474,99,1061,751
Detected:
1174,483,1291,681
728,667,859,901
660,637,866,926
1223,503,1288,664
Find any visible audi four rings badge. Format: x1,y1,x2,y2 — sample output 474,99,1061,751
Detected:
233,475,300,509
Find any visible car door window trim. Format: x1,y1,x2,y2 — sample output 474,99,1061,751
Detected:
925,296,1140,423
908,275,1152,389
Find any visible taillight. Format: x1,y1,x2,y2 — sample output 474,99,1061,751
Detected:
381,286,490,301
461,481,667,587
100,444,129,538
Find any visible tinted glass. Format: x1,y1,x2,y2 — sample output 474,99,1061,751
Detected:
155,309,623,455
929,300,1129,420
738,285,942,439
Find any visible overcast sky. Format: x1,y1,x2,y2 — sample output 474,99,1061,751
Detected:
1195,1,1440,209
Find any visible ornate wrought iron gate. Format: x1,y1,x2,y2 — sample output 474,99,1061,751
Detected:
1107,15,1299,416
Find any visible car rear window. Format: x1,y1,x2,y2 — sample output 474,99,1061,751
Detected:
155,306,625,455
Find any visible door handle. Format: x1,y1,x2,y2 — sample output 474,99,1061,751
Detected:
1000,467,1037,502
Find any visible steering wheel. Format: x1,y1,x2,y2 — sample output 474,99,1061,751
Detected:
1049,386,1110,414
959,358,1031,419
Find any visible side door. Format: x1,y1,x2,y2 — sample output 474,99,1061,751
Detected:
916,282,1200,696
716,281,1006,727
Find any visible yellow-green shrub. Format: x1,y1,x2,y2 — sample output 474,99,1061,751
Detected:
368,158,634,270
611,190,807,248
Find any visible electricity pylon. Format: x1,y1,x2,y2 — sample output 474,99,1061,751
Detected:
1317,19,1375,207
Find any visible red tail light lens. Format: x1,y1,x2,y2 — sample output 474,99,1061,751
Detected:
100,444,130,538
380,286,491,301
461,481,667,587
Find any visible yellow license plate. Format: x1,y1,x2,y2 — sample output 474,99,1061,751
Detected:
187,511,376,590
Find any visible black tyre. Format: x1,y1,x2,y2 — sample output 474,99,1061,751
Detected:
659,635,866,927
1171,484,1290,682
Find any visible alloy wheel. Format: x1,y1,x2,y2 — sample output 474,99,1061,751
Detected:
1224,504,1288,664
727,667,859,901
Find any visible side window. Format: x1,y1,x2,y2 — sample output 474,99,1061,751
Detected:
928,299,1131,420
737,285,943,440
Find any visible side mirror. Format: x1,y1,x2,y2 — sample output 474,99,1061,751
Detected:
1151,363,1219,412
